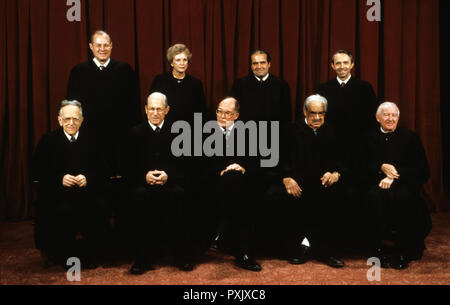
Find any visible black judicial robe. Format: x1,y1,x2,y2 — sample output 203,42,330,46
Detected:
282,121,347,192
361,127,430,190
316,77,377,137
125,120,183,189
66,59,141,174
149,72,207,122
32,128,107,202
361,127,431,239
32,128,108,251
230,74,291,123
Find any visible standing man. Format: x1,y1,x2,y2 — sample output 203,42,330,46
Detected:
125,92,194,275
32,100,109,269
316,50,378,240
67,30,141,177
230,50,291,123
230,50,292,247
362,102,431,270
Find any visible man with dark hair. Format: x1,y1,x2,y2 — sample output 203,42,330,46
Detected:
230,50,291,123
125,92,194,275
316,49,377,167
316,50,378,242
269,94,346,268
66,31,141,177
32,100,109,269
362,102,431,270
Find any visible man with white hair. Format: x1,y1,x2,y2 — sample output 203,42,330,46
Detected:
362,102,431,270
270,94,347,268
32,100,109,270
125,92,194,275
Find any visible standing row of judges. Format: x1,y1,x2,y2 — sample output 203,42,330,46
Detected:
32,30,431,274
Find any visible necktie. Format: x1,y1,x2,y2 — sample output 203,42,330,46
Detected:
155,127,161,133
341,82,346,88
70,136,76,142
99,65,105,71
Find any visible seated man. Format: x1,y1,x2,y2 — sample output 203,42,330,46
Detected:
125,92,194,275
269,94,346,268
362,102,431,270
32,100,109,269
206,97,262,272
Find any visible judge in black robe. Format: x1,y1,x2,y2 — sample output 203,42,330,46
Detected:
124,92,193,274
316,50,378,182
361,102,431,269
149,44,207,123
32,100,109,268
269,94,347,268
66,31,141,177
203,97,262,272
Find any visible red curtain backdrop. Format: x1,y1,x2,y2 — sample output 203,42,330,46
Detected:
0,0,444,219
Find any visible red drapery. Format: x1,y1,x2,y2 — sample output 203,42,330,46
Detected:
0,0,444,219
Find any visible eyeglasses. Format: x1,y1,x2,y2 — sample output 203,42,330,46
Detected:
307,111,325,116
216,109,236,117
62,117,81,124
92,43,112,50
147,107,165,114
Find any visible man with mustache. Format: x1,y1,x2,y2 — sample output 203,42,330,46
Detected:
270,94,346,268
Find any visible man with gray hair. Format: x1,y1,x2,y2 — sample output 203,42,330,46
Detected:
32,100,109,270
361,101,431,269
269,94,347,268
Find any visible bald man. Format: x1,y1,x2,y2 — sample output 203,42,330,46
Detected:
125,92,194,275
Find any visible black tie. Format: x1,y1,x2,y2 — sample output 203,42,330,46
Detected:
155,127,161,133
70,136,76,142
99,65,105,71
341,82,346,88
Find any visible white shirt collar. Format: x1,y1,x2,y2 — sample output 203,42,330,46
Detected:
255,73,270,82
93,57,110,69
337,74,351,85
64,130,79,141
148,120,164,131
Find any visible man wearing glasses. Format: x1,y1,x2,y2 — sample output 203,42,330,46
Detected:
32,100,109,270
204,97,262,272
272,94,346,268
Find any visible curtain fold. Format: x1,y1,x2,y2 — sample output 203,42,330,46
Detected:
0,0,444,219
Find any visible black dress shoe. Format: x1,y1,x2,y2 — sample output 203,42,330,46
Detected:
320,256,345,268
289,245,311,265
209,234,221,251
130,260,155,275
392,255,409,270
236,254,262,272
372,248,390,269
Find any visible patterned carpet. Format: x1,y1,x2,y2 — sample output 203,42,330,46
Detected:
1,213,449,285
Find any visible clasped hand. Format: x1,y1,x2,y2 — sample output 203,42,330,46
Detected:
62,174,87,188
220,163,246,176
146,170,168,186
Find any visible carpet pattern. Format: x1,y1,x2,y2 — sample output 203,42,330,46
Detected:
1,213,449,285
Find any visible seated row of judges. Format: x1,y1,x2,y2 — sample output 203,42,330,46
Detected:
32,93,431,274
